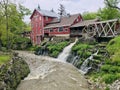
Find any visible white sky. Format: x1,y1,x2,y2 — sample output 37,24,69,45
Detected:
19,0,105,22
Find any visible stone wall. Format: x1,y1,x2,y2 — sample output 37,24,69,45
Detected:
0,54,30,90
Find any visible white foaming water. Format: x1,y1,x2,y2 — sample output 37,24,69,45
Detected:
57,38,78,62
79,50,99,74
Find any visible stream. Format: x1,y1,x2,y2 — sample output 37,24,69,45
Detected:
57,38,78,62
16,39,89,90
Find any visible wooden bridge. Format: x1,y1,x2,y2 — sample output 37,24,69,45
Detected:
70,19,120,38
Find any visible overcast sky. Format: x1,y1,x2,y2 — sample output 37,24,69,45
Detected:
20,0,105,22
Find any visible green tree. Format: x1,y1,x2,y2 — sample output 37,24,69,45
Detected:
0,0,31,49
97,7,120,20
58,4,67,17
82,12,98,20
105,0,120,10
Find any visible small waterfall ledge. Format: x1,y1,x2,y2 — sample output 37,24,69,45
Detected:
57,38,78,62
79,50,99,74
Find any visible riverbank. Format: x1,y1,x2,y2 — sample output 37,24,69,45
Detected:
16,51,89,90
0,53,30,90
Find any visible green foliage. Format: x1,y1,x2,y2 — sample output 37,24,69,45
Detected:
112,51,120,65
50,50,59,57
105,0,120,8
72,43,91,52
83,51,92,58
93,55,103,60
107,36,120,54
72,43,93,58
82,12,98,20
0,55,11,65
0,1,31,49
47,41,69,57
97,7,120,20
107,36,120,65
102,74,120,84
101,65,111,72
12,36,32,50
105,86,110,90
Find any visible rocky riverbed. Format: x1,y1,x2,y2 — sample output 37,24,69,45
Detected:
16,51,90,90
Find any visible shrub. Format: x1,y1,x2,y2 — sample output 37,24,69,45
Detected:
84,51,92,58
12,36,32,50
50,50,59,58
109,66,120,73
93,55,103,60
1,47,7,52
111,51,120,66
72,43,90,52
47,41,69,57
102,74,119,84
101,65,111,72
107,36,120,54
0,55,11,65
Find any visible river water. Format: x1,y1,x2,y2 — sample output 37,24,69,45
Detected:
16,51,89,90
16,39,89,90
57,38,78,62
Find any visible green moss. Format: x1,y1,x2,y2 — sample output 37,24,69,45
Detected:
111,50,120,65
93,55,103,60
50,50,59,58
0,55,11,65
107,36,120,54
102,74,120,84
47,41,69,57
72,43,92,52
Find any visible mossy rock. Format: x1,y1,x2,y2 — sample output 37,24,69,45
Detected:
92,59,101,64
93,55,103,60
0,56,30,90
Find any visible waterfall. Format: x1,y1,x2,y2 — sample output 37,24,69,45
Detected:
57,38,78,62
79,50,99,74
71,56,79,65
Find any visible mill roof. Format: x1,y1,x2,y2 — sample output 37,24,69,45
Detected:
36,9,59,17
44,14,81,29
71,19,99,28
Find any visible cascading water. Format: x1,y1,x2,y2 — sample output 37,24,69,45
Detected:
57,38,78,62
71,56,80,65
79,50,99,74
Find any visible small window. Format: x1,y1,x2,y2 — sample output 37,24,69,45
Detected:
50,29,53,32
59,27,63,32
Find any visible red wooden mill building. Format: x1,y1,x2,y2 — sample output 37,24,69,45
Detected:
30,6,120,45
30,6,83,45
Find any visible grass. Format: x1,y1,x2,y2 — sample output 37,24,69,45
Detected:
107,36,120,54
0,55,11,65
89,36,120,84
47,41,69,57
